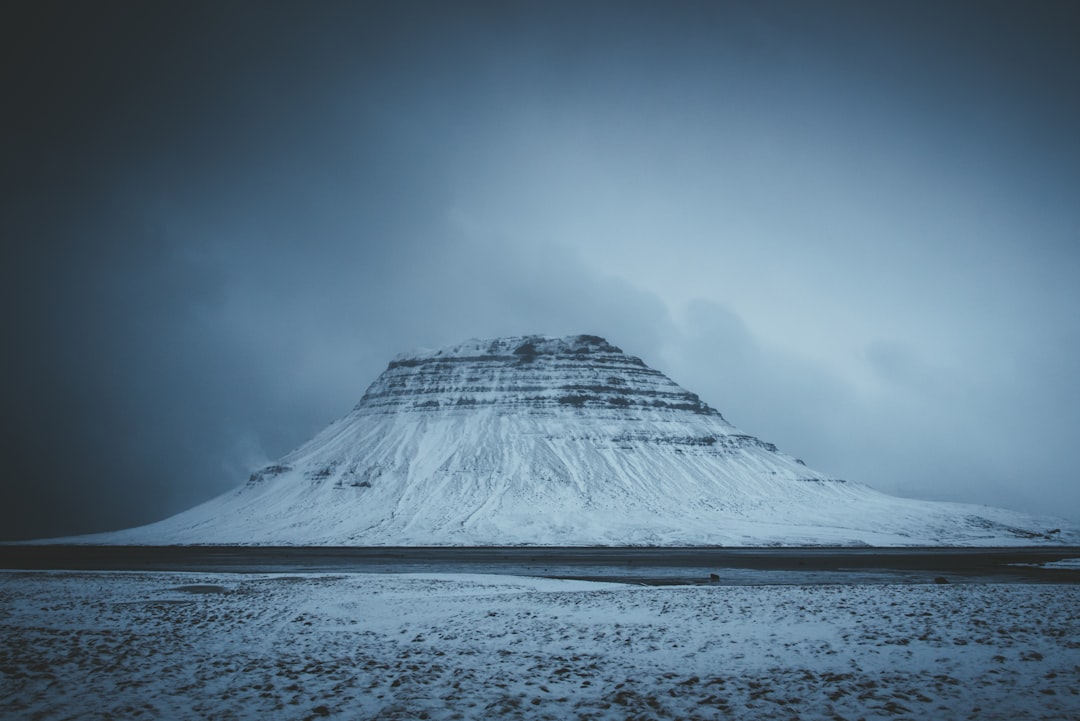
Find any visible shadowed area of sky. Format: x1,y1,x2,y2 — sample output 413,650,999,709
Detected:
3,1,1079,540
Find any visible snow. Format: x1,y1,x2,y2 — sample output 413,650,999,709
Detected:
3,571,1079,720
1043,558,1080,570
67,334,1077,546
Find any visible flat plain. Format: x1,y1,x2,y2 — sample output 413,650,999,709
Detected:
2,570,1079,720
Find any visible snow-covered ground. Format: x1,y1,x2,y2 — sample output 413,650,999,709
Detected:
2,572,1078,720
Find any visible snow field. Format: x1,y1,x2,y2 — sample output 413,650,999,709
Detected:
2,572,1079,720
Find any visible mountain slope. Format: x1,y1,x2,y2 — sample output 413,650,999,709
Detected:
94,335,1071,546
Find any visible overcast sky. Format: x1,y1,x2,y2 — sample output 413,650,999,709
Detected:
3,1,1079,540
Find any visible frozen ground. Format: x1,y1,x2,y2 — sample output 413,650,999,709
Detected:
2,572,1078,720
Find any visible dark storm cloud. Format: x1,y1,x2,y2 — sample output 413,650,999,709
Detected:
3,1,1079,539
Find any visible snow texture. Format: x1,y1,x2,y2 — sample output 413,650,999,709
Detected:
2,571,1079,720
84,334,1074,546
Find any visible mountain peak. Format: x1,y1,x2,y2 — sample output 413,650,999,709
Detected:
391,334,624,364
90,334,1074,546
369,333,715,419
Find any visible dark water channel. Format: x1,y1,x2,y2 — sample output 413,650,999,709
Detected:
3,546,1079,586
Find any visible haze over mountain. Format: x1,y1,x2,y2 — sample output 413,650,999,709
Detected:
88,335,1073,547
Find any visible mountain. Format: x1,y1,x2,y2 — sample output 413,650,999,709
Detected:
95,334,1070,546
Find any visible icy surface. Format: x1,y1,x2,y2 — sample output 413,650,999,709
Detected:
2,571,1079,720
85,334,1074,546
1044,559,1080,570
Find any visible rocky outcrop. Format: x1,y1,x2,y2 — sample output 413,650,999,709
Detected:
362,335,720,417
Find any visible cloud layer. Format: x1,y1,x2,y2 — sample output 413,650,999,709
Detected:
3,1,1078,539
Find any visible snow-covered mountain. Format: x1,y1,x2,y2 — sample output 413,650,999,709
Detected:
96,335,1072,546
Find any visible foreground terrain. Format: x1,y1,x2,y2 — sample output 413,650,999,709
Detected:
2,572,1078,720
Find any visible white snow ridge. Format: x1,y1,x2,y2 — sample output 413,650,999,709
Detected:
99,334,1072,546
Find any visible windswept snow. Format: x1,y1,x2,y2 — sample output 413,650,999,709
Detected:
2,571,1079,720
81,334,1074,546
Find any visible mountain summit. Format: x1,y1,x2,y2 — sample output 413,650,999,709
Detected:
101,334,1068,545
